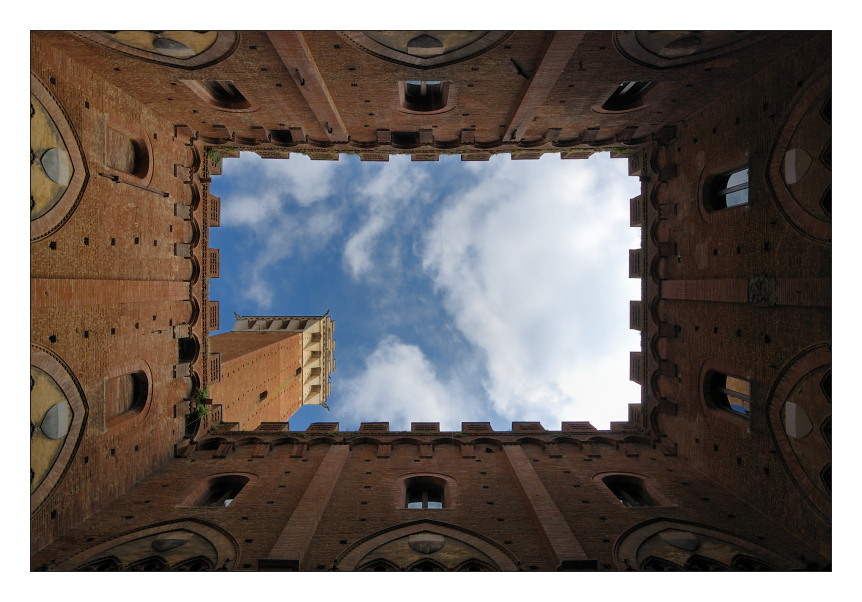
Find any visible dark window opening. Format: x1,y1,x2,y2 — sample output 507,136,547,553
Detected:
196,475,249,507
602,475,657,507
709,168,749,209
821,464,831,493
405,476,445,509
820,369,831,401
105,370,149,421
684,555,728,571
270,129,293,145
390,131,421,147
259,390,268,401
185,80,251,111
705,371,751,416
401,81,449,112
106,128,149,178
821,416,831,448
602,81,653,111
178,336,200,363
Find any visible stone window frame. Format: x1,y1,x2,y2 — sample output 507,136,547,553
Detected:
181,79,258,113
405,476,446,509
104,365,152,429
707,166,750,211
393,472,457,511
396,80,458,115
704,370,752,418
102,122,154,185
602,81,654,112
181,472,256,508
593,471,673,508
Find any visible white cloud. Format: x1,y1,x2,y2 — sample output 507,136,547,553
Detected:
334,335,479,431
422,153,642,429
222,151,338,206
214,153,344,310
342,158,430,280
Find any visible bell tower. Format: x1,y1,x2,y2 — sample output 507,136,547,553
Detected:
207,314,335,429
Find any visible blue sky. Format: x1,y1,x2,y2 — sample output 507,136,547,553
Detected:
209,151,642,432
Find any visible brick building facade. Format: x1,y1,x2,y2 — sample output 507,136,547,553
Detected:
30,30,830,570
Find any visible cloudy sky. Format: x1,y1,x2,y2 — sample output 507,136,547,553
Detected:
209,151,643,432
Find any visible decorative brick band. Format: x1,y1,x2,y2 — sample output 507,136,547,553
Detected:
505,31,585,141
266,32,349,142
502,445,592,570
262,443,349,569
31,278,189,308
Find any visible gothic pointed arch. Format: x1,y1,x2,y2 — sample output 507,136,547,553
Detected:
31,345,88,513
334,521,519,572
340,31,511,69
30,73,88,242
613,31,771,69
76,31,239,69
126,556,169,571
614,518,812,571
765,67,831,243
357,558,401,572
74,556,121,571
765,343,832,519
54,519,239,571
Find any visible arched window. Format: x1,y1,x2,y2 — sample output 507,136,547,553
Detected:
705,371,751,416
105,127,149,178
709,168,749,209
193,475,249,507
105,370,148,422
400,81,449,112
178,336,200,364
602,81,653,111
405,476,445,509
602,475,657,507
182,79,252,111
